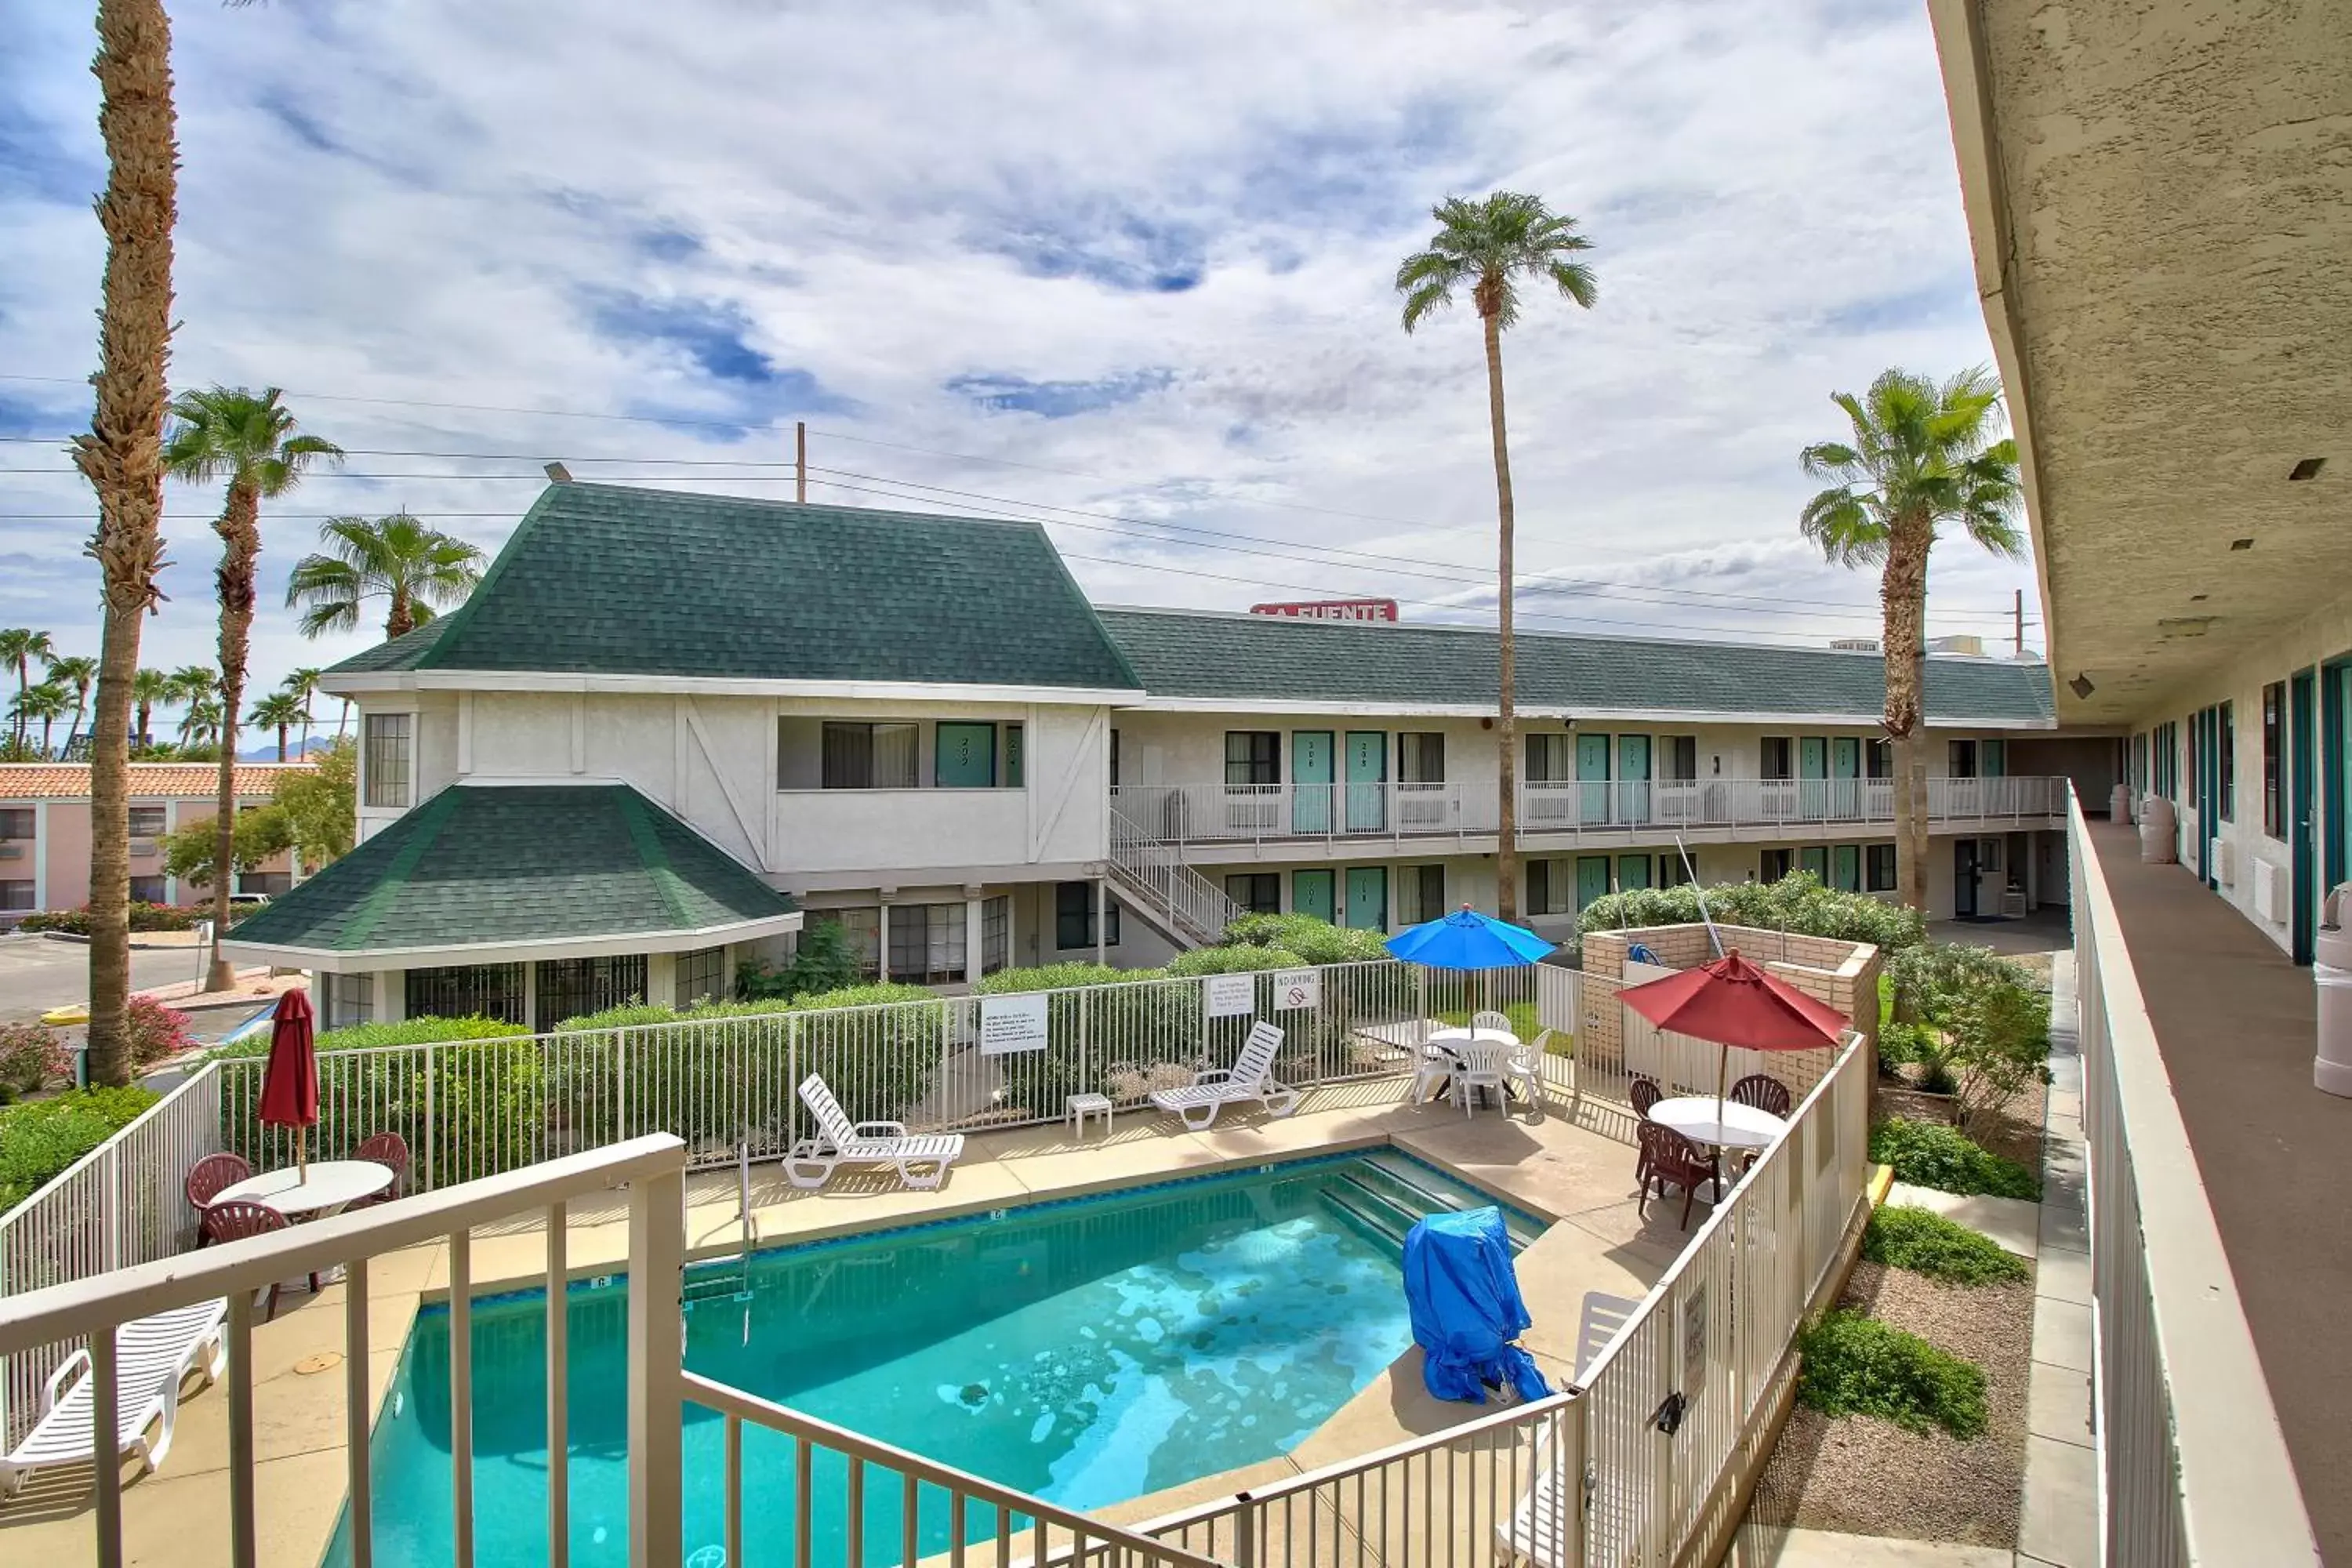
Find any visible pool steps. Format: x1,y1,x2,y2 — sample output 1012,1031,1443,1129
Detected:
1317,1151,1544,1257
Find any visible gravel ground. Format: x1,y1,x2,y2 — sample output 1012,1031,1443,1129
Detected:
1748,1258,2036,1546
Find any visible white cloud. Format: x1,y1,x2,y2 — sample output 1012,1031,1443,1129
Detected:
0,0,2040,735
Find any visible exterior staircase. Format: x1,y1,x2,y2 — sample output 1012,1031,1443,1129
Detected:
1108,804,1243,949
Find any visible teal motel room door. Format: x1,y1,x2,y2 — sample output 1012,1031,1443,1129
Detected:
1617,735,1651,823
1345,731,1387,833
1576,855,1612,910
1345,866,1388,931
1577,732,1611,823
1293,731,1334,834
1831,737,1861,818
1293,868,1335,924
1798,736,1829,818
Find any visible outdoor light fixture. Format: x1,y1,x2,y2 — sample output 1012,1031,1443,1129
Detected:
2230,537,2255,550
2288,457,2325,481
2069,673,2096,700
544,461,573,483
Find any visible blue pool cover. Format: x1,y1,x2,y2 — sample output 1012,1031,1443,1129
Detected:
1402,1207,1552,1404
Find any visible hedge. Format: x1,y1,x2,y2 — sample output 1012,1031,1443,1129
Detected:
0,1087,161,1210
1577,871,1926,958
1869,1116,2040,1200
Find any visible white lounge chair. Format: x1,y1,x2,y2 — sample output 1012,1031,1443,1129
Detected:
1494,1293,1640,1568
784,1076,965,1191
1149,1021,1298,1130
0,1298,229,1500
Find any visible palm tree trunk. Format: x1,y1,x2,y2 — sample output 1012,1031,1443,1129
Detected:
73,0,178,1088
336,697,350,741
386,587,414,640
135,697,151,749
11,659,24,750
209,480,260,992
277,724,289,762
1481,307,1519,924
1880,514,1933,913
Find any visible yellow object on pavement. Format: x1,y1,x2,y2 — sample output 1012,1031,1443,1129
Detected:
41,1003,90,1026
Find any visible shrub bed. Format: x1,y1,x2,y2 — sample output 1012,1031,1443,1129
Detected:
0,1087,162,1210
1797,1308,1989,1437
1871,1117,2040,1200
0,1022,71,1102
16,902,251,935
1863,1204,2030,1287
1577,871,1927,960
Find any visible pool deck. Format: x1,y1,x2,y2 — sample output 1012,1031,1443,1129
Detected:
1,1076,1686,1567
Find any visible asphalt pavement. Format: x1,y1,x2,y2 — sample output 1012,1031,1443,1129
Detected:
0,933,231,1026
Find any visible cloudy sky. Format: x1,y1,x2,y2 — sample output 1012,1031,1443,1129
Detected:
0,0,2037,742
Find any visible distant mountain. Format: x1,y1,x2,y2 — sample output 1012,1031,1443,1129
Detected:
235,735,339,763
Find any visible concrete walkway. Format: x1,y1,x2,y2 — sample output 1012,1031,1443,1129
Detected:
2018,953,2095,1568
0,1077,1676,1568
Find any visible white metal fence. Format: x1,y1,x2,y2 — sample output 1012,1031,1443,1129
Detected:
2067,795,2318,1564
0,1063,223,1448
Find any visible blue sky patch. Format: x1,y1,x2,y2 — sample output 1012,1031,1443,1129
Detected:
947,369,1174,419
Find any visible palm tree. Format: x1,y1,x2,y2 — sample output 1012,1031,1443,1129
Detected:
1799,366,2024,911
73,0,180,1087
287,511,486,641
1396,191,1597,924
177,695,221,750
248,691,304,761
44,654,100,754
166,664,216,746
131,666,170,747
280,666,321,756
14,682,74,758
0,629,55,751
165,385,343,989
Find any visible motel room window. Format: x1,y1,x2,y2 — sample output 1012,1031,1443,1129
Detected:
1661,735,1699,782
825,909,882,978
125,805,165,838
535,955,648,1031
674,946,728,1007
1225,873,1281,915
1657,853,1693,889
129,875,167,905
1760,738,1794,781
1948,739,1979,779
237,872,292,898
319,972,374,1029
2263,684,2285,837
1396,864,1446,924
1225,731,1279,787
1865,739,1893,779
1526,858,1574,917
982,896,1011,976
0,808,32,840
888,904,967,985
0,881,34,912
1866,843,1899,892
822,722,920,789
2219,702,2236,819
1396,732,1446,786
405,962,527,1026
1525,732,1571,782
1109,728,1121,788
362,713,412,808
1761,848,1795,881
1055,882,1118,950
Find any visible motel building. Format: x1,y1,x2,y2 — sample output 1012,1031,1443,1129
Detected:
222,478,2105,1029
0,762,312,927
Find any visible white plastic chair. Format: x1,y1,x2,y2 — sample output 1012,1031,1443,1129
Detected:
785,1076,964,1190
0,1298,228,1499
1149,1022,1298,1129
1505,1029,1553,1105
1472,1009,1515,1035
1452,1040,1513,1117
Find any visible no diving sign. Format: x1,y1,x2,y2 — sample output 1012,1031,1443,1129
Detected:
1272,969,1320,1011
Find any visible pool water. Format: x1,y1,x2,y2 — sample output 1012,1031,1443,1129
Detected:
328,1151,1541,1568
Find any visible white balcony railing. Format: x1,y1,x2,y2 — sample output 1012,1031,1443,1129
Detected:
1111,775,2066,849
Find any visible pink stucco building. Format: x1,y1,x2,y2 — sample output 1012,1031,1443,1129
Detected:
0,763,314,924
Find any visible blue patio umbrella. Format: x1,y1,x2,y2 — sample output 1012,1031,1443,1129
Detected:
1385,906,1555,970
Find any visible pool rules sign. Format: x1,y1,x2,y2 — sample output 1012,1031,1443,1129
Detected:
1203,973,1256,1019
979,992,1050,1054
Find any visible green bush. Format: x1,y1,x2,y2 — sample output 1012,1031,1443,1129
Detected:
737,916,862,1001
18,901,208,935
1436,1000,1541,1040
976,963,1148,994
0,1087,161,1209
1167,945,1308,975
1577,871,1927,958
1863,1204,2030,1287
1877,1020,1929,1065
209,1013,532,1060
1218,913,1391,965
1870,1117,2040,1200
0,1023,71,1102
1798,1308,1988,1437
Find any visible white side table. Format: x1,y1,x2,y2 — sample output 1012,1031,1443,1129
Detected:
1066,1093,1115,1139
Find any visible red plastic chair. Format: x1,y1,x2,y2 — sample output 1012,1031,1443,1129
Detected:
199,1200,317,1320
1635,1123,1715,1231
345,1132,411,1210
1628,1076,1663,1118
185,1153,252,1247
1730,1074,1792,1118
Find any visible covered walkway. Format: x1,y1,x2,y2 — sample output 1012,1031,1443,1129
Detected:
2089,824,2352,1562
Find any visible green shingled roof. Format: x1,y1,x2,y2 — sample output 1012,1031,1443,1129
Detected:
1094,608,2057,725
325,484,1141,691
224,784,797,956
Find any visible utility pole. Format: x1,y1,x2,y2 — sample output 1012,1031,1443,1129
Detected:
2013,589,2024,658
795,421,807,504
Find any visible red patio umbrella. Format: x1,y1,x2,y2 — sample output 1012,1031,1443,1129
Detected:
257,988,321,1179
1617,949,1848,1125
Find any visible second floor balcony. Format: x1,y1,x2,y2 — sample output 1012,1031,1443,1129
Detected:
1111,775,2068,851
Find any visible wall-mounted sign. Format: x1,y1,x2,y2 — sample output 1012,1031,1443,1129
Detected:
979,993,1051,1055
1203,972,1257,1018
1272,969,1320,1011
1247,598,1400,623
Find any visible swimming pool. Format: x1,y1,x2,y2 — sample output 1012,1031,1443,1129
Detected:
328,1149,1544,1568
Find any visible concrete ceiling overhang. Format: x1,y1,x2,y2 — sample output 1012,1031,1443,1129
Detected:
1929,0,2352,726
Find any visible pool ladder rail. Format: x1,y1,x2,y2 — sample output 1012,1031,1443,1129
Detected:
1316,1154,1541,1256
684,1140,760,1315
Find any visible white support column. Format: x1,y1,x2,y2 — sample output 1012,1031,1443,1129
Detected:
964,897,983,986
646,951,677,1009
625,1158,686,1568
877,902,891,984
376,969,406,1024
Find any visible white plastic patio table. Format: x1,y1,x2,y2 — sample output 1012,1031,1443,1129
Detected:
212,1160,393,1219
1421,1028,1520,1104
1648,1098,1787,1202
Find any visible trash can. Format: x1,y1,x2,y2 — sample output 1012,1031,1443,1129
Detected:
2317,885,2352,1098
2139,795,2176,864
2109,782,2134,823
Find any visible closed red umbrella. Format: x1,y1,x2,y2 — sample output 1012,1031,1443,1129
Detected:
1617,949,1848,1124
257,988,321,1178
